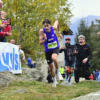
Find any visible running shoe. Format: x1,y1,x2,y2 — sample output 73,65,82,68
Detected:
52,82,56,87
68,81,71,85
58,73,64,81
65,78,67,81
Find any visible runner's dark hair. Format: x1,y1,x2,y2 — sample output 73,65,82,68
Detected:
43,19,51,25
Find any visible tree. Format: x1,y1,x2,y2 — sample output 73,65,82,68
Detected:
89,34,100,73
74,18,100,73
2,0,73,61
74,19,91,44
88,19,100,72
89,19,100,34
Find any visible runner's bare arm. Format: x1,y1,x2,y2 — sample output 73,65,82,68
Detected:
53,20,63,39
53,20,59,31
39,29,47,45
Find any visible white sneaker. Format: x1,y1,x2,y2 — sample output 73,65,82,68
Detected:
58,74,64,81
57,69,63,81
52,82,56,87
56,81,58,84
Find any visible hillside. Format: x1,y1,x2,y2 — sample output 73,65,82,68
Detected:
0,80,100,100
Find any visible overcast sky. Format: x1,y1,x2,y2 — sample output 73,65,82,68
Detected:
70,0,100,19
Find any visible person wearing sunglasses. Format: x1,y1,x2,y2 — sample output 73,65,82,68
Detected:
59,37,75,85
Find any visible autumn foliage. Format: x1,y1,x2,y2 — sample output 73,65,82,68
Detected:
2,0,73,61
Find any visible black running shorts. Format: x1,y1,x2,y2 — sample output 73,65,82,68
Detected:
65,60,74,67
45,47,59,64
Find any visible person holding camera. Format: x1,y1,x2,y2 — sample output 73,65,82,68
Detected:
74,35,92,83
59,37,75,85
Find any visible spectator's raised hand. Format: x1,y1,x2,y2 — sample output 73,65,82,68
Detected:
6,32,12,36
61,46,65,49
75,50,78,54
97,31,100,36
0,24,6,29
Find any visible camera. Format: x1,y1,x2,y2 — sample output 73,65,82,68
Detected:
88,61,92,68
75,44,79,51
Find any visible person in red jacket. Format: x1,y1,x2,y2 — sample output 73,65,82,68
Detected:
0,20,12,42
89,74,94,80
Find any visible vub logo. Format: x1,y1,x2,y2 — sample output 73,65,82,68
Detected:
0,48,21,72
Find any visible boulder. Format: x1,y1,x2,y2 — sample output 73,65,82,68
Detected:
71,91,100,100
0,68,43,88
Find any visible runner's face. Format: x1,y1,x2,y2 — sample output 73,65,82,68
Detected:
44,23,51,32
79,38,85,45
65,39,70,44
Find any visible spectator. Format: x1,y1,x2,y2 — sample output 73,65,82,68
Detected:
0,12,12,42
89,74,94,80
2,20,12,42
74,35,92,83
47,72,53,83
6,18,11,25
0,11,7,29
95,69,99,80
26,58,36,68
32,61,36,68
0,11,7,20
18,45,25,60
10,39,15,44
59,66,65,78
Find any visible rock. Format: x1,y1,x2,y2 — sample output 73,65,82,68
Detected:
71,91,100,100
0,68,43,88
12,89,27,93
40,63,48,83
21,68,43,81
0,71,17,88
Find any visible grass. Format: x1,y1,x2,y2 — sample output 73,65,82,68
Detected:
0,80,100,100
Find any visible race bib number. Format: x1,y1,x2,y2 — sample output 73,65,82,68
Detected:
48,41,57,49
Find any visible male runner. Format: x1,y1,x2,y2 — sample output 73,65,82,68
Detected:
39,19,62,87
59,37,75,85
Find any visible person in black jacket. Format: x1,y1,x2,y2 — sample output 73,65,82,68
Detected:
59,37,75,85
74,35,92,83
47,72,53,83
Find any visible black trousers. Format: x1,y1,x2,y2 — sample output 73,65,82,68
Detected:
0,36,5,42
61,74,65,78
74,60,89,83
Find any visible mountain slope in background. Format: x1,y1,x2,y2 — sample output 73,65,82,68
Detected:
64,15,100,44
